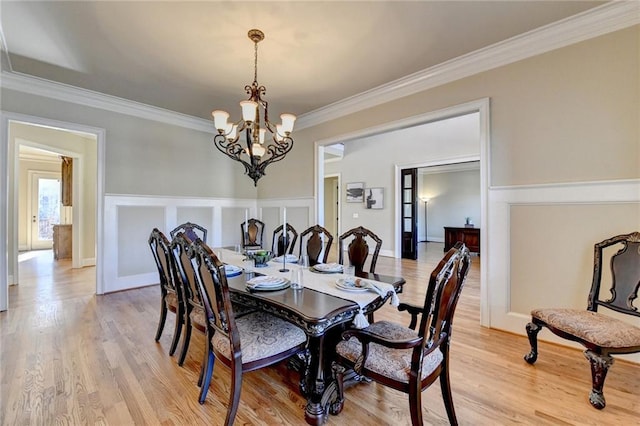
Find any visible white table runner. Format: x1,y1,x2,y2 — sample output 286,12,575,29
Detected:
217,248,399,328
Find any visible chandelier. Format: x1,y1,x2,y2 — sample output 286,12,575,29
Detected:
211,29,296,186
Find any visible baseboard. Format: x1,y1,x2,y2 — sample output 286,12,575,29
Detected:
82,258,96,267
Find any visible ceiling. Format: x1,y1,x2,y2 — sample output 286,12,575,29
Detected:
1,1,606,123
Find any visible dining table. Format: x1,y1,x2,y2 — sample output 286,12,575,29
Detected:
216,247,405,425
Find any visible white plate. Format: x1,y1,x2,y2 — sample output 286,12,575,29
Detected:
247,275,287,288
224,264,243,277
272,254,298,263
313,263,343,273
335,278,369,292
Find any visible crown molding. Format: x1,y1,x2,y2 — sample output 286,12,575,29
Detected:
295,1,640,130
0,71,215,133
0,2,637,133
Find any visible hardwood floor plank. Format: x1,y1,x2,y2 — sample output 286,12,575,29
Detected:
2,246,639,425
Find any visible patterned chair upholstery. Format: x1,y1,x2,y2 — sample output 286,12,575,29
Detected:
332,243,471,426
524,232,640,409
148,228,185,356
191,239,307,425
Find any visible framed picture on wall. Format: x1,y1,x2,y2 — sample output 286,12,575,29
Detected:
366,187,384,209
346,182,364,202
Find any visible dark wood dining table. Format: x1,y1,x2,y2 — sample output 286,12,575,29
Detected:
221,249,405,424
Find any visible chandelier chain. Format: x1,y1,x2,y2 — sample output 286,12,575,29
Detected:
254,40,258,84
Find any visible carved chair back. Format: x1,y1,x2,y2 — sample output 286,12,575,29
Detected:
170,222,208,243
338,226,382,274
271,224,298,256
191,240,239,358
149,228,178,298
588,232,640,317
170,232,203,317
241,218,265,249
298,225,333,266
148,228,185,353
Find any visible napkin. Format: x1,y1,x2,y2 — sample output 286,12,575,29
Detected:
273,254,298,263
344,277,400,329
344,277,400,306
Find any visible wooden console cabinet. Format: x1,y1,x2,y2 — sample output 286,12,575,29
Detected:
53,224,72,260
444,226,480,254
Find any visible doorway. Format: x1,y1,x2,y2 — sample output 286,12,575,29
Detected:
1,112,105,312
315,99,489,326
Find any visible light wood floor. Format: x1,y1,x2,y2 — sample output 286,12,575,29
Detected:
2,245,639,425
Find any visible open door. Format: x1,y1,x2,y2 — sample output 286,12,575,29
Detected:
401,168,417,259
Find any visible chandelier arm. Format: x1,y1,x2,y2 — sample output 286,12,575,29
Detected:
261,137,294,166
213,133,252,169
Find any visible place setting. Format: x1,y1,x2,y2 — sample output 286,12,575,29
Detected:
224,264,243,278
309,262,343,274
245,275,291,292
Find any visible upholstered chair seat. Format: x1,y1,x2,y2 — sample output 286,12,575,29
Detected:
165,292,179,309
531,308,640,349
189,306,207,330
336,321,443,383
211,311,307,364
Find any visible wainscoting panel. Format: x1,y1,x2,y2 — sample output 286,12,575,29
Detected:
102,195,314,294
487,179,640,363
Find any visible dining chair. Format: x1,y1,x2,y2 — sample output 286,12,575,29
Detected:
170,232,208,380
524,232,640,409
298,224,333,266
190,239,308,424
240,218,265,250
332,243,471,426
338,226,382,274
271,223,298,256
148,228,184,356
170,221,207,243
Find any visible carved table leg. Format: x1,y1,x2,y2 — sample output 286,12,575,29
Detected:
584,350,613,409
304,335,328,425
524,321,541,364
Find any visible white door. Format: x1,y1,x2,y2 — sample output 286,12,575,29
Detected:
30,172,61,250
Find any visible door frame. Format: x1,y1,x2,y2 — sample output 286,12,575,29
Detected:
0,111,106,311
314,98,490,326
